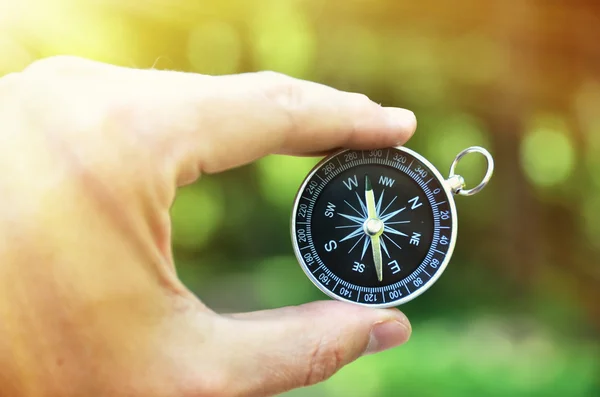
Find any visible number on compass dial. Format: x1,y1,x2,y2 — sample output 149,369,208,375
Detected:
292,147,456,307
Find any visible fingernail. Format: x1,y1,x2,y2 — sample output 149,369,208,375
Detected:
363,318,412,356
385,108,416,131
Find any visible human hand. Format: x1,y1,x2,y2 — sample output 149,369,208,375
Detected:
0,56,417,397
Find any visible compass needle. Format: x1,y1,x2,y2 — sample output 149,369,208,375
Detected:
291,146,494,307
371,235,383,281
364,175,383,282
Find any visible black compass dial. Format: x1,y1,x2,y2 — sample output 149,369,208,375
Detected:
292,147,457,307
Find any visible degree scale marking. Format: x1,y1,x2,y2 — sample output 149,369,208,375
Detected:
296,149,453,301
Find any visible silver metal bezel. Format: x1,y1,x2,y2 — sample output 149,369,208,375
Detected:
290,145,459,308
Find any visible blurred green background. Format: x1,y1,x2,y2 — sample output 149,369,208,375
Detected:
2,0,599,395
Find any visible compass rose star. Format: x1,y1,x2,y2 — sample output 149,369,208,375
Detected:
337,189,411,255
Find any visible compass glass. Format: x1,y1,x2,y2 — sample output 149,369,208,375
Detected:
292,147,456,307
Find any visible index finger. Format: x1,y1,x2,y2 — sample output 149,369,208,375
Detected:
148,71,416,184
45,59,417,184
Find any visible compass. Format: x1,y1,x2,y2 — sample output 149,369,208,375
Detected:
290,145,494,308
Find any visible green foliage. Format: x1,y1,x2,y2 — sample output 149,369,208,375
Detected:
256,155,320,212
520,114,575,189
170,178,225,250
286,318,600,397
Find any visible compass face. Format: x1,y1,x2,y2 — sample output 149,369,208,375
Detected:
291,147,458,307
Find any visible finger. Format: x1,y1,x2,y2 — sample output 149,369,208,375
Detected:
123,69,417,184
212,301,411,397
18,57,417,183
163,73,416,177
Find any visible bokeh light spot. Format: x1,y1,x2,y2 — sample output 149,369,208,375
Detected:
423,113,490,185
187,21,242,75
250,1,316,77
318,25,383,86
170,180,224,250
253,255,315,308
256,155,320,211
323,354,383,397
520,115,575,188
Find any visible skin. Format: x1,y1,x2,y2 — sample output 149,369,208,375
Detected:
0,56,417,397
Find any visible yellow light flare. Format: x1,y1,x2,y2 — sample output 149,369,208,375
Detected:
0,33,34,75
0,0,140,68
250,0,316,78
187,21,242,75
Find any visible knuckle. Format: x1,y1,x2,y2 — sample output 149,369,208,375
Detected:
257,71,303,129
256,70,292,84
350,91,374,106
257,70,298,98
304,337,345,387
259,71,299,100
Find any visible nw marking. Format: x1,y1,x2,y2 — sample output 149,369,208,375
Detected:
379,176,396,187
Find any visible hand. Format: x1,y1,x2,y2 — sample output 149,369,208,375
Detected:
0,56,417,397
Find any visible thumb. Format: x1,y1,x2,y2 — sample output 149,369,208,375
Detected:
216,301,412,397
